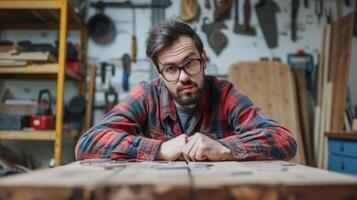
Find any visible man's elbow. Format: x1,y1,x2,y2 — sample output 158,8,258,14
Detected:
282,133,298,161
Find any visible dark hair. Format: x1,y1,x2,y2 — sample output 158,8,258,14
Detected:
146,18,204,69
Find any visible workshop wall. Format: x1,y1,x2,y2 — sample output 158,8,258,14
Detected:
86,0,356,117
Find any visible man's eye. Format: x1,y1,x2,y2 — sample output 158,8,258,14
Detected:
184,59,194,67
164,66,177,73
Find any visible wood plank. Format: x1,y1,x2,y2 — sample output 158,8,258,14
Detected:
313,106,321,160
316,24,332,169
291,68,314,166
0,130,55,140
83,64,96,131
0,51,56,62
228,62,305,164
330,14,354,131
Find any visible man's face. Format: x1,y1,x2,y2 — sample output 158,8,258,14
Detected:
157,36,206,109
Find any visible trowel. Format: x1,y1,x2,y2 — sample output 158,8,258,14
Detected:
201,17,228,56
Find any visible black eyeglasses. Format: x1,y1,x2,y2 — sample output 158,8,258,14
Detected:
158,58,202,82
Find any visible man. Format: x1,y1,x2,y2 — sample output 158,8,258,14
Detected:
75,19,297,162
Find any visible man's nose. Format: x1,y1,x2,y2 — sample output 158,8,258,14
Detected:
178,68,190,82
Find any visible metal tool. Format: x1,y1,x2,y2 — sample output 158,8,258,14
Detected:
100,62,115,84
131,8,137,63
255,0,280,49
87,1,116,45
325,6,332,24
315,0,323,25
291,0,300,42
122,54,131,91
201,17,228,55
205,0,211,9
234,0,256,36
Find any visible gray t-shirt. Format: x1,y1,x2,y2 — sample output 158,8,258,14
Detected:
176,107,195,134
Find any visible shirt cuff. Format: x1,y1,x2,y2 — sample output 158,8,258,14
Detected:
218,136,250,160
136,137,162,160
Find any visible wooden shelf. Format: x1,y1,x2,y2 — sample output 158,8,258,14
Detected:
0,130,55,141
0,63,82,80
0,1,84,29
0,0,88,166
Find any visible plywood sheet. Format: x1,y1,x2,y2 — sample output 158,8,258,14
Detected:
228,62,305,164
329,14,354,131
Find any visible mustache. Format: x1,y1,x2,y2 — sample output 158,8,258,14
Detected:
176,80,198,92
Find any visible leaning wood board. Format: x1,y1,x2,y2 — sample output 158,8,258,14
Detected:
291,68,314,166
329,13,354,131
228,62,305,164
0,160,356,200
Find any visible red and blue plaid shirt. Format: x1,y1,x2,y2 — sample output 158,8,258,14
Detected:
75,76,297,161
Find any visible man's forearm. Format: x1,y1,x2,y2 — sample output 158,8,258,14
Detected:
75,128,162,161
218,127,297,161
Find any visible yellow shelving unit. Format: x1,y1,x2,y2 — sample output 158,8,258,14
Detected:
0,0,88,166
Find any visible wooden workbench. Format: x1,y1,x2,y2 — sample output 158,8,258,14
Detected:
0,160,356,200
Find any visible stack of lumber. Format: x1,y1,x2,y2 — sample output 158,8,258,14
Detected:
314,13,354,169
0,49,56,66
228,61,306,165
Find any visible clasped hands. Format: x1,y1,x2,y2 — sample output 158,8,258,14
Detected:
156,132,233,161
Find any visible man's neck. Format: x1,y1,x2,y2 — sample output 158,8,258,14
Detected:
174,101,196,110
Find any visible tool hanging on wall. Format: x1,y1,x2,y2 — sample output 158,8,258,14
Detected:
180,0,200,22
205,0,211,9
87,1,116,45
100,62,115,84
104,85,118,113
325,6,333,24
315,0,323,25
131,8,137,63
291,0,299,42
353,2,357,37
255,0,280,49
201,17,228,55
234,0,256,36
122,54,131,92
214,0,232,21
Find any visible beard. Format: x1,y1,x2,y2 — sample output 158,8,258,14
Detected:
172,79,203,107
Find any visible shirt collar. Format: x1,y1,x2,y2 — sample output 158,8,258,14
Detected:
159,77,210,121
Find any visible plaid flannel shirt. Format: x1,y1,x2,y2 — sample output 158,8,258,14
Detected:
75,76,297,161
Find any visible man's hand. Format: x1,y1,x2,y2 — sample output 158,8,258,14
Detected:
182,132,234,161
156,134,188,161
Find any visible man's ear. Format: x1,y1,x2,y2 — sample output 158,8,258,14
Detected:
201,50,207,69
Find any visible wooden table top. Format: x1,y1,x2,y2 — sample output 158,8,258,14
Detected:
0,160,356,200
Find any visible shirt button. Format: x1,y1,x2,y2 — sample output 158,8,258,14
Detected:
235,147,248,159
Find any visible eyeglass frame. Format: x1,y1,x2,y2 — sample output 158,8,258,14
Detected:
157,58,203,82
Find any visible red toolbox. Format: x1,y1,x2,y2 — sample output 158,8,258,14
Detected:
30,115,55,130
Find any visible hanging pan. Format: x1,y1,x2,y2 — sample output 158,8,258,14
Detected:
87,4,116,45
